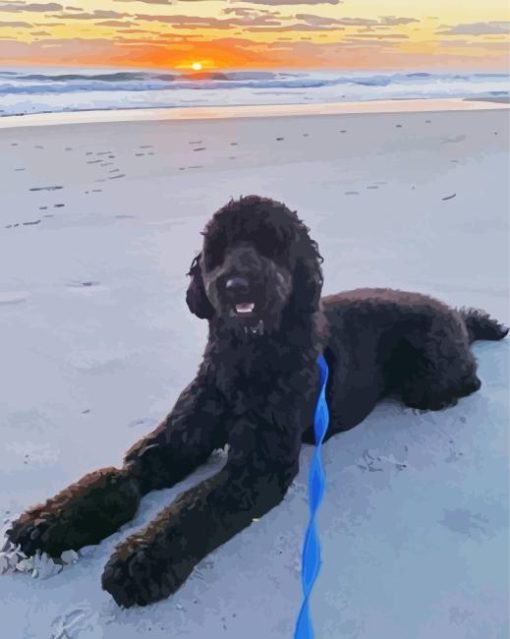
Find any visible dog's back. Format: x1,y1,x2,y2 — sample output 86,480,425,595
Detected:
310,288,508,441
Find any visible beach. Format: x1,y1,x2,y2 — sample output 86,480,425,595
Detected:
0,101,508,638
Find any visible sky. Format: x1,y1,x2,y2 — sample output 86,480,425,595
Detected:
0,0,509,70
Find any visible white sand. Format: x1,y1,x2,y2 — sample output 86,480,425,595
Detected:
0,97,505,130
0,104,508,639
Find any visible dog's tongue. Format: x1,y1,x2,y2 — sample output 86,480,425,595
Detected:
235,302,255,314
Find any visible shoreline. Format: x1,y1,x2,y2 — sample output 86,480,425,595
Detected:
0,97,508,130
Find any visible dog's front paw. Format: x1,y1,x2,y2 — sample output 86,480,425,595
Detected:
5,509,59,557
102,536,195,608
6,468,140,558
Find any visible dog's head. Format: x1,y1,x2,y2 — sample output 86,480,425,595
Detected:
186,196,323,336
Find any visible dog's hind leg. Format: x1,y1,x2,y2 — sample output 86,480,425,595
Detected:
399,319,481,411
6,375,227,558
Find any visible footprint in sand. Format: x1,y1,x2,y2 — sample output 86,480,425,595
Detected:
366,185,379,190
14,168,26,172
303,133,309,137
54,203,65,208
395,124,403,128
51,607,95,639
100,162,113,167
0,291,29,305
22,219,41,226
128,417,150,428
135,153,145,157
11,142,18,147
425,120,432,124
86,159,101,164
85,152,93,156
109,168,120,173
339,130,347,134
230,142,238,146
67,281,102,290
345,191,359,196
65,147,72,151
97,151,112,156
189,140,202,145
39,206,48,210
29,185,63,192
109,173,126,180
276,137,284,141
193,147,206,152
228,156,237,160
92,189,102,193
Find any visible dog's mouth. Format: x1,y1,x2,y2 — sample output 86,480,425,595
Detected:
228,301,264,335
234,302,255,315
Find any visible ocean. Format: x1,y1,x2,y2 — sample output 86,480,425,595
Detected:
0,68,508,117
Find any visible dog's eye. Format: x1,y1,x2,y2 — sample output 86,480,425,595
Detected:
258,240,287,263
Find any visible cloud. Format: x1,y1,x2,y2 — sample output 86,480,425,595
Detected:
348,32,409,40
116,27,153,33
50,9,129,20
0,19,32,26
0,2,62,11
223,6,280,18
292,14,418,30
294,13,346,27
237,0,341,4
380,16,419,26
95,20,134,27
134,12,282,29
438,21,510,36
247,23,339,32
112,0,173,3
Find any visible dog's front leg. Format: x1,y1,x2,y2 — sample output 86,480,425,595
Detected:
101,414,301,607
6,375,227,558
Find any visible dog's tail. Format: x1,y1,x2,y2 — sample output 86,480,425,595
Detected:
459,307,509,343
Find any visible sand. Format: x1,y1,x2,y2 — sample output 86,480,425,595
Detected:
0,97,506,130
0,102,508,639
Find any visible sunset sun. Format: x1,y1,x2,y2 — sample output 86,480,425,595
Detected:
191,62,202,71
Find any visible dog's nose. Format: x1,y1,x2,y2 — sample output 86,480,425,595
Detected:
225,276,249,295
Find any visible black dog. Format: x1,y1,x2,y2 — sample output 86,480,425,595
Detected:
6,195,508,607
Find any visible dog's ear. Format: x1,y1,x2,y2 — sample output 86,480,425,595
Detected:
289,234,324,315
185,254,215,319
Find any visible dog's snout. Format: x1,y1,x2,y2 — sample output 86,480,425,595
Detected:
225,276,250,295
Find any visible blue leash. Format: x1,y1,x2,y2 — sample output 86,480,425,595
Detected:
294,354,330,639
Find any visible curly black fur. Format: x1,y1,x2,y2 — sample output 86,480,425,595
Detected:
7,195,508,607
